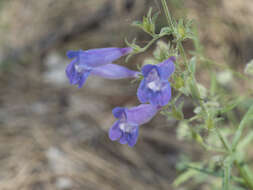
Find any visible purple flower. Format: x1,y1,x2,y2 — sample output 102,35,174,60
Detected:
137,57,175,107
109,104,158,147
91,64,139,79
66,47,132,88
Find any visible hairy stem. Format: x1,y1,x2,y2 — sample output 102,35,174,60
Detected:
160,0,253,189
160,0,173,27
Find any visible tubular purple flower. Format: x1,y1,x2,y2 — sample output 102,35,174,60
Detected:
91,64,140,79
137,57,175,107
109,104,158,147
65,47,132,88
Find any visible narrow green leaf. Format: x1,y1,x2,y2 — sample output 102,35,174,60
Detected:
236,161,253,189
160,27,172,35
152,11,160,24
191,130,203,144
173,169,198,187
147,7,153,18
237,131,253,151
188,79,201,100
172,102,184,120
205,115,214,130
186,164,244,185
186,164,222,177
189,56,196,75
232,105,253,150
219,99,240,114
215,128,231,152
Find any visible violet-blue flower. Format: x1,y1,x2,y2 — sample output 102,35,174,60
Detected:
137,57,175,107
91,64,139,79
66,47,132,88
109,104,158,147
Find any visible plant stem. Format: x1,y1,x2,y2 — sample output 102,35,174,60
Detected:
178,41,187,65
183,44,253,190
235,161,253,189
126,33,167,62
215,128,231,153
160,0,253,188
181,40,253,189
232,105,253,150
141,34,164,52
186,164,244,184
160,0,173,27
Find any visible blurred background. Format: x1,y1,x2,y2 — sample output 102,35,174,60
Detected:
0,0,252,189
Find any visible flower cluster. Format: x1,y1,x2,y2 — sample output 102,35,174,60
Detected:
66,47,175,147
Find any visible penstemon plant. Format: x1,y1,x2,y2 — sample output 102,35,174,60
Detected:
65,0,253,189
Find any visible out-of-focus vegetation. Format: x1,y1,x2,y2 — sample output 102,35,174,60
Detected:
0,0,252,190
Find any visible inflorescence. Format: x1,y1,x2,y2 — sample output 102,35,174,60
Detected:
65,47,175,147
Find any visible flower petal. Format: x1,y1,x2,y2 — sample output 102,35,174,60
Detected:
66,50,80,59
150,83,171,106
91,64,139,79
65,59,76,81
119,133,128,144
126,104,158,125
141,64,157,77
78,71,91,88
112,107,125,119
109,121,122,141
159,82,172,105
127,127,139,147
158,57,175,80
79,47,132,67
149,92,160,106
65,59,91,88
137,80,149,103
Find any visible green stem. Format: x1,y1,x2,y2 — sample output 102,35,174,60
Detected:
201,142,227,154
177,27,231,154
172,92,182,104
177,30,253,190
223,156,234,190
178,41,207,114
233,105,253,189
160,1,253,188
141,35,163,52
235,161,253,189
215,128,231,153
126,33,167,62
232,105,253,150
186,164,244,185
160,0,174,27
178,41,188,66
139,33,167,53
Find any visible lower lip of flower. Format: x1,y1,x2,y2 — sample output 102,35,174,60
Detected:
74,64,84,73
75,64,91,74
119,122,135,133
147,81,162,92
